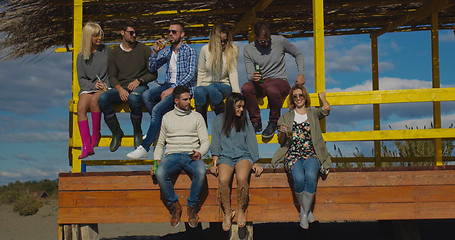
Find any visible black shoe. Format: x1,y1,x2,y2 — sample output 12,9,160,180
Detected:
252,122,262,133
262,121,277,138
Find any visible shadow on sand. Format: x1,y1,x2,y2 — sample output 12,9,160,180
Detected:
101,219,455,240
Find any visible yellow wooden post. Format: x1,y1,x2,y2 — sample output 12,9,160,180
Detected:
312,0,326,132
71,0,83,173
248,11,256,43
371,35,381,167
431,11,443,166
312,0,325,92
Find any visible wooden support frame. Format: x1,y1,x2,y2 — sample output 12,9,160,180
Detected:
313,0,325,93
66,0,455,172
70,0,83,173
372,0,453,38
231,0,274,36
431,11,443,166
371,35,381,167
313,0,327,133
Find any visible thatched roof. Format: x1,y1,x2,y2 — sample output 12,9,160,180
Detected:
1,0,455,60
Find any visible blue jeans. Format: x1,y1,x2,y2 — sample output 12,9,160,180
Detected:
98,85,148,118
155,153,207,206
291,157,320,194
194,83,232,106
141,82,174,151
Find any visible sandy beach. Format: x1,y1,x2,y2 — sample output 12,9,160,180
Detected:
1,199,454,240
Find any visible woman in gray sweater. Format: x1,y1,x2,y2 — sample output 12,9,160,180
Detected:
210,93,263,231
76,22,110,158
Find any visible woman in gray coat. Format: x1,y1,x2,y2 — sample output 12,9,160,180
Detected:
273,84,331,229
76,22,110,158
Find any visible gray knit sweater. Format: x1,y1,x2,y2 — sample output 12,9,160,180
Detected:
243,35,304,81
76,44,110,93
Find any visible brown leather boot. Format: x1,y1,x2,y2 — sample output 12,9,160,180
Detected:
237,186,249,228
168,202,182,227
187,205,200,228
219,186,234,231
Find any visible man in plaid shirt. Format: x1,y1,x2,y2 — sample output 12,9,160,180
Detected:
127,22,198,160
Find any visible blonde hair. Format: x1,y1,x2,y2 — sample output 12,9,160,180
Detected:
288,85,311,109
207,23,238,78
79,22,104,60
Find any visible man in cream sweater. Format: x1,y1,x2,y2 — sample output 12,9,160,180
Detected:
154,86,209,228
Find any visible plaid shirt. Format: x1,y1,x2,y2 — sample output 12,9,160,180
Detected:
149,43,198,95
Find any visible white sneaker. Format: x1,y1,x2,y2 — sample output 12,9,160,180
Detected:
127,145,148,159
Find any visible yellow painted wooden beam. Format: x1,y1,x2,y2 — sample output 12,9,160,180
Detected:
68,88,455,115
324,88,455,106
313,0,325,93
323,128,455,142
71,127,455,148
83,0,211,4
71,0,83,173
331,156,455,163
71,148,82,171
56,38,212,53
231,0,274,36
73,132,278,147
82,159,156,166
312,0,327,134
248,12,256,43
372,0,452,37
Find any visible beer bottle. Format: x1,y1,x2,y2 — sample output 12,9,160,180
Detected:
254,62,263,83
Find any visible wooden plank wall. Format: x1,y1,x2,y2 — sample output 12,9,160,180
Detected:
58,166,455,224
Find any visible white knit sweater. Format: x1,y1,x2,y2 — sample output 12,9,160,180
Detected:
196,44,240,93
153,106,210,160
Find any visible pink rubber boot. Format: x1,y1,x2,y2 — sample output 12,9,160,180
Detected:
91,111,102,148
78,120,94,159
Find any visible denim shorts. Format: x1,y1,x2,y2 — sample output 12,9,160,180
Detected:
217,155,254,168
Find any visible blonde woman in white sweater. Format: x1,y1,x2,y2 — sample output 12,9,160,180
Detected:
194,23,240,124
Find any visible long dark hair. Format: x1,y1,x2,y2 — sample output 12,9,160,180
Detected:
222,93,247,137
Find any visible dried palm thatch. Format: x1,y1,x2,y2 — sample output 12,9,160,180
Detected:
1,0,455,61
0,0,72,60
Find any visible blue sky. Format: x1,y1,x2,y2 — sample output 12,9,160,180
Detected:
0,30,454,185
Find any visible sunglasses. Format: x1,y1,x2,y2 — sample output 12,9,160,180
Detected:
293,94,304,99
126,30,136,36
168,30,179,34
